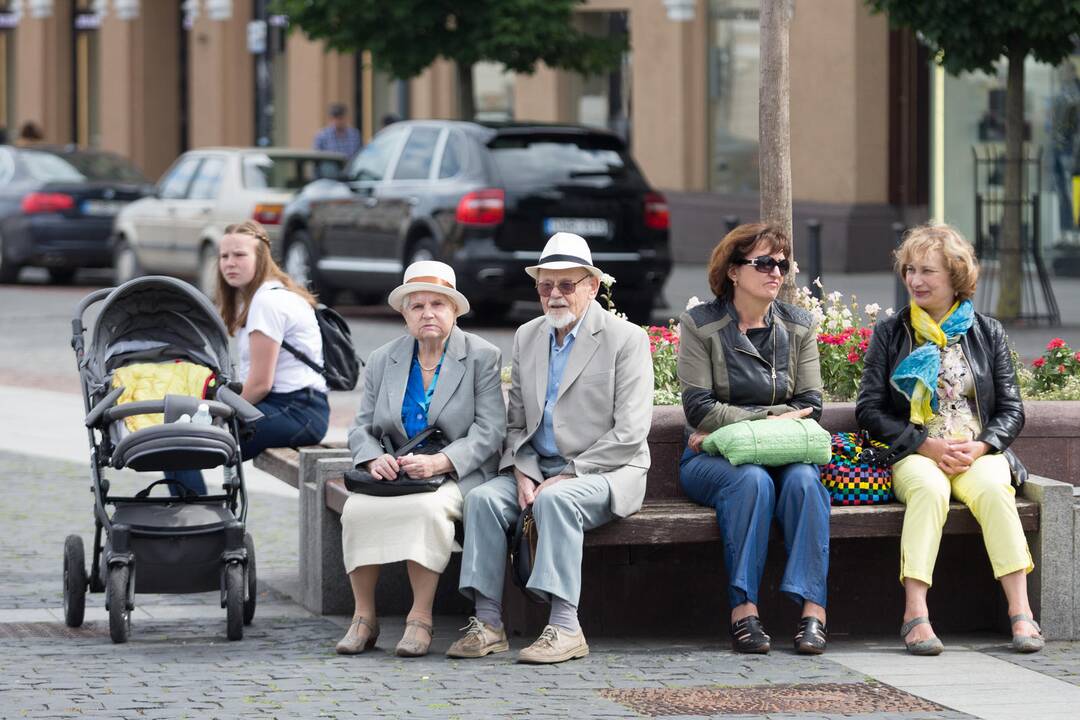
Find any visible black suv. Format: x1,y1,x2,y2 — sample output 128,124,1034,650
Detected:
280,121,671,322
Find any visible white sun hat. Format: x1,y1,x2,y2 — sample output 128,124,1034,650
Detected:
387,260,471,316
524,232,603,279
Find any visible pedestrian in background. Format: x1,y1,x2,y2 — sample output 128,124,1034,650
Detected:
856,223,1042,656
17,121,43,146
313,103,361,159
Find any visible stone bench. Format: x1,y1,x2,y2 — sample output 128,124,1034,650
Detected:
255,401,1080,640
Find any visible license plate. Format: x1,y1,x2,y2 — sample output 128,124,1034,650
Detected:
543,217,610,238
81,199,125,216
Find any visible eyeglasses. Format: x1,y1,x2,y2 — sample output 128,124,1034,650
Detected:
735,255,790,276
536,276,591,297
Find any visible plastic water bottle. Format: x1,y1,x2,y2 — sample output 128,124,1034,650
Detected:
191,403,212,426
175,414,192,424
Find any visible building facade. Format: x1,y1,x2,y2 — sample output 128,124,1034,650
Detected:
2,1,1075,271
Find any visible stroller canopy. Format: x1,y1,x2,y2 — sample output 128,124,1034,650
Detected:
84,276,234,385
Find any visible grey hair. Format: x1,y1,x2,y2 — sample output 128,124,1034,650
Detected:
402,290,457,314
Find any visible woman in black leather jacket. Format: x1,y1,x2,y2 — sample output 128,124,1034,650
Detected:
856,224,1042,655
678,223,829,655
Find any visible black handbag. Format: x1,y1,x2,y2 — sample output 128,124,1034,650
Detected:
508,506,539,594
344,427,450,496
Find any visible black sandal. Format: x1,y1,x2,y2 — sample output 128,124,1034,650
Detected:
730,615,771,654
794,616,827,655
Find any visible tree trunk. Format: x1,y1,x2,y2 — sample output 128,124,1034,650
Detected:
995,46,1025,321
759,0,794,301
457,62,476,121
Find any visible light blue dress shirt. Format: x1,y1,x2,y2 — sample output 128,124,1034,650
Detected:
530,308,589,458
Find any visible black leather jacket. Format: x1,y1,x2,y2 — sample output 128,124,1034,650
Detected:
855,307,1027,485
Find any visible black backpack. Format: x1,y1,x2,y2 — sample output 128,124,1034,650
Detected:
281,303,362,391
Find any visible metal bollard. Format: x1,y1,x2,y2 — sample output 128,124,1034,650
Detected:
804,219,823,299
892,221,908,311
723,215,740,234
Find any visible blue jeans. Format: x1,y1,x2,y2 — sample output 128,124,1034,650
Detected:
679,447,830,609
167,388,330,495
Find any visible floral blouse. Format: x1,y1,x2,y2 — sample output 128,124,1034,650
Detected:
926,342,982,441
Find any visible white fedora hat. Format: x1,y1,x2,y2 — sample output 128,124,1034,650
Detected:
524,232,602,280
387,260,471,316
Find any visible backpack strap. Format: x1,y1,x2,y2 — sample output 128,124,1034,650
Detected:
270,286,329,377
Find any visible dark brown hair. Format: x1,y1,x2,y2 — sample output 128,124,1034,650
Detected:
217,220,318,335
706,222,792,299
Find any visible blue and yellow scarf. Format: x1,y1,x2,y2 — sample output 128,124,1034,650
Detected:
889,299,974,425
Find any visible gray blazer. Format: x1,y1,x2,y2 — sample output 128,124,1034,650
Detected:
347,326,506,497
500,300,653,518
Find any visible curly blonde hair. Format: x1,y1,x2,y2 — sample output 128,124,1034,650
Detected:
894,223,979,301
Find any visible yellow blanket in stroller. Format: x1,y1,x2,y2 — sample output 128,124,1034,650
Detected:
111,361,217,432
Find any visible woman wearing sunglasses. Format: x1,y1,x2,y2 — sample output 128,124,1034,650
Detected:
676,222,829,655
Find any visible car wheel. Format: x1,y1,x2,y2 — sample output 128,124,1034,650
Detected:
48,268,77,285
0,232,21,284
283,231,315,289
470,300,510,324
406,237,438,266
197,244,218,299
113,238,142,286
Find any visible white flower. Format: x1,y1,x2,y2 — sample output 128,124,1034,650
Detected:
685,296,705,310
864,303,881,316
791,259,800,276
827,291,843,304
600,273,616,287
885,307,895,317
813,277,823,289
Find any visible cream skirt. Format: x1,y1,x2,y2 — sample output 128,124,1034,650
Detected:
340,480,464,574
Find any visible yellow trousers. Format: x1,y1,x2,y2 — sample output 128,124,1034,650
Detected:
892,452,1033,585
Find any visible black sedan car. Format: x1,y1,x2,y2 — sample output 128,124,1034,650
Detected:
0,145,151,283
279,121,671,322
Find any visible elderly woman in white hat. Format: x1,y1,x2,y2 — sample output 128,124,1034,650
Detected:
336,261,506,658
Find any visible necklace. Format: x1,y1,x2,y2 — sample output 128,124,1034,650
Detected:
418,359,440,372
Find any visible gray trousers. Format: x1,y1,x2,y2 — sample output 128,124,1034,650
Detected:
459,456,615,606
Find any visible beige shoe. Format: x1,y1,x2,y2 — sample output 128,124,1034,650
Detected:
335,616,379,655
446,616,509,658
517,624,589,664
395,619,433,658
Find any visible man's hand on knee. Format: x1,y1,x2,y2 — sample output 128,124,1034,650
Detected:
515,468,538,510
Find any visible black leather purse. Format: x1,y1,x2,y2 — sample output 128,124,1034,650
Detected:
508,506,539,594
344,427,450,496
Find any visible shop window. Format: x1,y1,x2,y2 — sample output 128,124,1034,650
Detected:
568,12,630,142
474,62,514,122
708,0,759,194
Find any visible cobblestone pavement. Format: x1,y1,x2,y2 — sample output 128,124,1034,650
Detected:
0,450,1066,719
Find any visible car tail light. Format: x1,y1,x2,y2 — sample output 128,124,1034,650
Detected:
644,192,669,230
456,189,505,226
253,203,284,225
22,192,76,214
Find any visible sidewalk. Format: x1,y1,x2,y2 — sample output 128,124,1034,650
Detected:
2,387,1080,718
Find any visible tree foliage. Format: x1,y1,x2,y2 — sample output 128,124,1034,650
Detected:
866,1,1079,75
274,0,626,80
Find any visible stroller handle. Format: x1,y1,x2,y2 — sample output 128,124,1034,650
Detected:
102,397,235,426
70,287,114,358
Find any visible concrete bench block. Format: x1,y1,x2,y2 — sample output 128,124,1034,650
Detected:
1022,474,1076,640
297,449,352,615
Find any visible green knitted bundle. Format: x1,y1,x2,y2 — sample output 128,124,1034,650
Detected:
702,418,832,466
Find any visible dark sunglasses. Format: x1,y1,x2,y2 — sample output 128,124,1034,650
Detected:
735,255,790,276
536,276,591,297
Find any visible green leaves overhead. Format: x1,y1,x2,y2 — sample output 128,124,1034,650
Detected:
274,0,627,79
865,0,1080,75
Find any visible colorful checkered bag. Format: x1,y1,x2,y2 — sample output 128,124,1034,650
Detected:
821,432,894,505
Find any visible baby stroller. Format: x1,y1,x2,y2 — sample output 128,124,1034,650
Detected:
63,276,264,643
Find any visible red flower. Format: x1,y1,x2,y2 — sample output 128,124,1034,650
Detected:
847,350,860,364
858,340,869,351
1047,338,1066,350
858,327,873,339
1074,351,1080,363
1058,364,1067,374
1033,357,1046,368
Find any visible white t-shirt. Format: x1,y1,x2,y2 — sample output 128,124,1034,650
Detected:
238,280,328,394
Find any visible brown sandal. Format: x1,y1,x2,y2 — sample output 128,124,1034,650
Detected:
395,619,433,657
335,616,379,655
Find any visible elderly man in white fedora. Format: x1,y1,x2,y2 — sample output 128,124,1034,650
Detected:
448,232,653,664
337,260,506,658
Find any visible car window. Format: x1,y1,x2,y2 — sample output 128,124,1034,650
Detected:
188,156,225,200
243,154,344,190
0,148,15,184
487,133,643,188
17,150,86,183
438,132,463,179
391,127,440,181
58,151,147,183
159,157,202,199
346,126,406,183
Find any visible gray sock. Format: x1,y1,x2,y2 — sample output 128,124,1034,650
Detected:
475,593,503,630
549,597,580,633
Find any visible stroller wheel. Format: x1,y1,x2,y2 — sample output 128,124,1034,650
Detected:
225,563,244,641
62,535,87,628
243,533,257,626
106,565,131,644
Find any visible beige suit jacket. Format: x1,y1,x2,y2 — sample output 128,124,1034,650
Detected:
499,301,653,517
348,326,506,497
